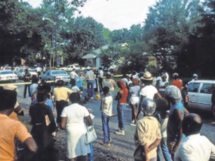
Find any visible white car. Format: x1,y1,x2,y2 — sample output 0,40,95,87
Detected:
187,80,215,113
59,64,81,71
3,66,11,71
17,68,38,80
0,70,18,83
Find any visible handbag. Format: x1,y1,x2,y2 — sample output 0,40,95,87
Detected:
133,145,146,161
85,126,97,144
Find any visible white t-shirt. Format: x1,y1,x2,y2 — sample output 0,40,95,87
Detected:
101,95,113,116
156,77,168,87
35,67,42,72
71,86,80,93
86,70,94,80
139,85,158,99
70,71,77,79
99,70,104,78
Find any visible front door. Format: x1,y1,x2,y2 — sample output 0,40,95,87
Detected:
198,83,213,111
187,82,200,109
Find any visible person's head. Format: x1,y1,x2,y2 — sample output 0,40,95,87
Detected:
99,67,102,70
32,75,39,84
0,87,17,115
165,85,181,104
69,93,80,103
156,98,169,116
103,86,109,95
141,98,156,116
56,80,64,87
73,69,76,72
79,72,83,76
183,81,188,89
161,74,167,81
182,113,202,136
141,72,153,85
132,70,136,75
38,83,51,94
117,80,126,89
172,73,179,80
132,78,139,85
37,93,48,103
193,73,198,80
106,73,111,79
87,66,91,71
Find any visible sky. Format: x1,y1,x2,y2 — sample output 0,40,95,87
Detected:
24,0,157,30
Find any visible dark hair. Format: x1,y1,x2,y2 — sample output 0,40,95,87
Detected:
106,74,111,79
99,67,102,70
141,79,153,85
156,98,169,112
173,75,179,80
56,80,64,87
32,75,39,83
69,93,80,103
0,88,17,111
103,86,109,94
183,81,188,86
117,81,122,89
37,83,51,95
37,93,48,102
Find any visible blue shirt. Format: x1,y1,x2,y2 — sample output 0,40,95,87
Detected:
168,102,185,142
75,76,83,88
30,84,38,96
33,98,53,111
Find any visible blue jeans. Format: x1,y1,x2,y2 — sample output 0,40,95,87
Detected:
101,112,110,143
117,104,126,130
88,128,94,161
157,137,172,161
87,80,94,98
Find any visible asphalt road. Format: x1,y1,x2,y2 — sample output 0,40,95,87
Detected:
7,80,215,161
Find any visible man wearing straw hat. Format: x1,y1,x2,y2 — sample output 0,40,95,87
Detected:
85,66,95,100
137,72,161,119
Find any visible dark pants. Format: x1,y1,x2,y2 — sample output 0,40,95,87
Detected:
98,78,103,92
71,156,87,161
37,72,41,76
101,112,110,143
117,104,126,130
87,80,94,98
70,79,76,87
24,84,31,97
56,101,68,123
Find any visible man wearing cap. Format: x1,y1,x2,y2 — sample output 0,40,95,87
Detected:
85,67,95,100
137,72,161,119
165,85,189,159
174,113,215,161
134,98,161,161
98,67,104,93
190,73,198,82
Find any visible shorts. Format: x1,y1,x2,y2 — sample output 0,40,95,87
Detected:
130,96,139,105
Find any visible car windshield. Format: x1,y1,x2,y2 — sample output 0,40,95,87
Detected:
4,67,11,70
52,71,66,74
75,65,80,68
0,71,13,74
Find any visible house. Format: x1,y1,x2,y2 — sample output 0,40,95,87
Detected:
82,45,109,68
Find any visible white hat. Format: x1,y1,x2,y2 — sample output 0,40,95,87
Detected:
4,84,17,90
165,85,181,99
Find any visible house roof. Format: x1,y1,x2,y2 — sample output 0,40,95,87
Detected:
82,53,97,59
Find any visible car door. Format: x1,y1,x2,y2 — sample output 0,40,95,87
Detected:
187,82,201,109
46,71,51,80
197,83,213,111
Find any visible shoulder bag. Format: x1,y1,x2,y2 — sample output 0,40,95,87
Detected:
85,126,97,144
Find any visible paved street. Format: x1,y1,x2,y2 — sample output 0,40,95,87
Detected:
12,80,215,161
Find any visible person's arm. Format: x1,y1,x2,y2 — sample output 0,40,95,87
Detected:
111,79,117,87
137,95,145,117
183,107,189,115
155,92,162,99
148,139,161,152
85,115,93,126
115,91,122,101
23,137,38,153
172,109,184,153
47,106,56,132
61,117,67,130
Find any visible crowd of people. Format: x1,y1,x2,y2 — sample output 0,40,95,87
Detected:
1,65,215,161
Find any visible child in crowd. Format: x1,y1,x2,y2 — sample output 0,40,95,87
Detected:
100,86,113,146
156,98,171,161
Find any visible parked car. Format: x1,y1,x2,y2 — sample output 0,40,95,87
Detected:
3,66,11,71
59,64,81,71
34,63,42,68
187,80,215,114
17,68,37,80
40,70,70,84
0,71,18,83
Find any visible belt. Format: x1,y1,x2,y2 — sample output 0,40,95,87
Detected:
35,123,43,125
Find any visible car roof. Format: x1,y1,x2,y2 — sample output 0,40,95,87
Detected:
189,80,215,83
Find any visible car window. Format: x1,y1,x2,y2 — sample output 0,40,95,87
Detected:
29,70,35,72
0,71,13,74
200,83,213,94
188,83,200,93
52,71,66,74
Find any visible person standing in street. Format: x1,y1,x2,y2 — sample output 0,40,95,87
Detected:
86,67,95,100
100,87,113,147
134,98,161,161
115,80,128,136
181,81,189,109
23,68,32,98
171,73,182,90
53,80,73,129
70,69,77,87
35,66,42,76
43,64,47,74
174,113,215,161
0,88,37,161
30,76,39,101
75,72,85,91
98,67,104,93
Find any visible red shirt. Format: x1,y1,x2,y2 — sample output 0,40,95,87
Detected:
172,80,182,90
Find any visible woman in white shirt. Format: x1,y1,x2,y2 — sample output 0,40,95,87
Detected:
61,93,93,161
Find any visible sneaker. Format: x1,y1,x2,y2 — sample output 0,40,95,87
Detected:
131,120,134,124
130,123,136,127
91,97,94,100
102,142,111,147
115,130,125,136
115,127,120,131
